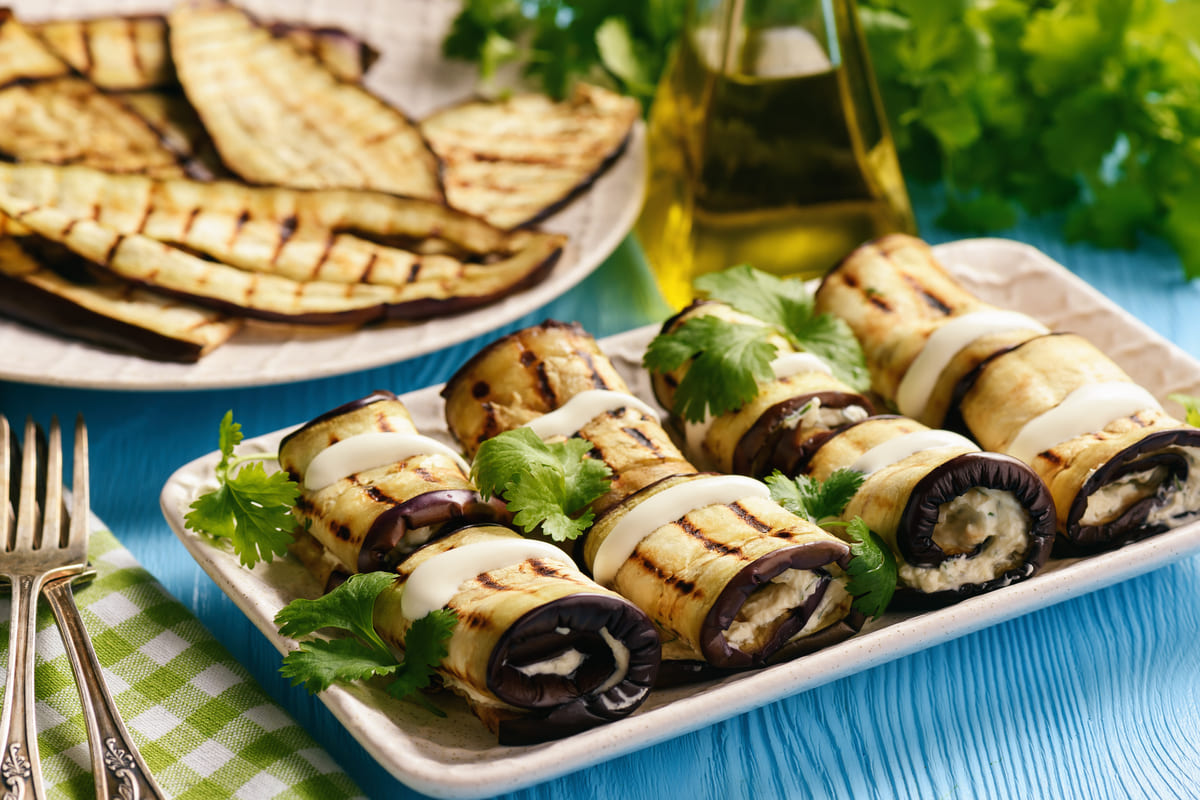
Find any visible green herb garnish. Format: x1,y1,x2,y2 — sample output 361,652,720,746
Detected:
276,573,457,715
767,469,896,618
471,427,612,541
644,265,868,423
842,518,898,619
185,411,299,567
1169,393,1200,427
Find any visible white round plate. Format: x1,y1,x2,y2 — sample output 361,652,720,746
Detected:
0,0,645,391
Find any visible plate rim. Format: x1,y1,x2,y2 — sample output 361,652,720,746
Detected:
158,238,1200,798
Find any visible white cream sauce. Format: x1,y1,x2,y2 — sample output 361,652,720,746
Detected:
514,648,585,678
524,389,661,440
303,432,470,491
896,310,1049,419
1006,382,1163,465
400,539,573,619
592,475,770,586
849,430,979,477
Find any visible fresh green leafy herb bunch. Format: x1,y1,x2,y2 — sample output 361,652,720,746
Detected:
859,0,1200,275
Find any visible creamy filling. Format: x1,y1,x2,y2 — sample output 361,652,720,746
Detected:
898,488,1030,593
592,475,770,586
1081,447,1200,529
793,578,853,638
514,649,585,678
723,568,825,651
849,430,979,477
524,389,660,440
897,310,1049,419
400,539,573,619
1006,382,1163,465
304,431,470,490
596,627,632,695
784,400,869,432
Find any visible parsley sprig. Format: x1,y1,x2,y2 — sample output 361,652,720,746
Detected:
767,469,897,618
1169,393,1200,427
185,411,299,568
644,265,868,423
471,427,612,541
276,573,457,715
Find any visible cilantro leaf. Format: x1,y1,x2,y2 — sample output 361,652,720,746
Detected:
472,427,612,541
274,573,458,715
694,265,813,334
1169,393,1200,428
643,315,778,423
765,468,865,525
786,313,871,393
386,609,458,715
279,637,399,694
185,411,299,568
843,518,897,619
276,571,396,651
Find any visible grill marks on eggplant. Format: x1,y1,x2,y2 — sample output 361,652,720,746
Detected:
0,164,566,324
169,3,441,202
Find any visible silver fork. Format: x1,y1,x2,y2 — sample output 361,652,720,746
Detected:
1,416,165,800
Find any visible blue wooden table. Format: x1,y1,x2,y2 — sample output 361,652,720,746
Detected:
4,190,1200,799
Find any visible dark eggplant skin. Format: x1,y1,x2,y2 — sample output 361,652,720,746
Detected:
732,390,876,478
278,390,397,452
358,488,508,573
1061,428,1200,556
891,452,1056,608
697,542,851,669
0,266,207,363
488,593,660,745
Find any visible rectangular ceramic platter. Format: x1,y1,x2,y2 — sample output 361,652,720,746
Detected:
159,238,1200,799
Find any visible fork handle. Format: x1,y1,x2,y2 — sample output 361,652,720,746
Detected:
44,576,168,800
0,573,48,800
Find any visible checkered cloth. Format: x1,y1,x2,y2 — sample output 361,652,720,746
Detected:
0,529,364,800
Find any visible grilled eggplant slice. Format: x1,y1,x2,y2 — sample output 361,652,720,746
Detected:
421,84,639,229
650,300,874,475
800,415,1055,606
0,237,239,362
31,14,376,91
0,14,189,178
169,2,441,201
443,321,859,673
280,391,660,745
0,165,565,323
816,234,1200,553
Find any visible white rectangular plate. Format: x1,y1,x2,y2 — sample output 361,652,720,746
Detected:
160,239,1200,799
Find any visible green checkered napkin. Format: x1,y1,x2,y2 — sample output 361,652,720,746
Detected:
0,529,364,800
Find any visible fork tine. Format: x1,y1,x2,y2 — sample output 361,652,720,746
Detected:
1,415,11,552
14,417,41,551
43,416,63,549
68,415,89,555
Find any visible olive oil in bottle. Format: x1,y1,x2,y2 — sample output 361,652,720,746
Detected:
638,0,915,308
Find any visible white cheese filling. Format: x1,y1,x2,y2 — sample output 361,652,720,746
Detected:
400,539,573,619
592,475,770,586
515,649,585,678
897,310,1048,420
723,568,825,650
1006,382,1163,465
899,488,1031,594
1081,447,1200,529
849,430,979,477
524,389,661,439
304,432,470,491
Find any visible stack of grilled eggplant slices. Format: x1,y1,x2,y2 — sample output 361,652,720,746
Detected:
0,2,639,362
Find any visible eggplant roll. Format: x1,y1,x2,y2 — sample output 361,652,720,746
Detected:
801,416,1055,605
443,321,859,671
650,300,874,476
816,234,1200,552
280,391,660,744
